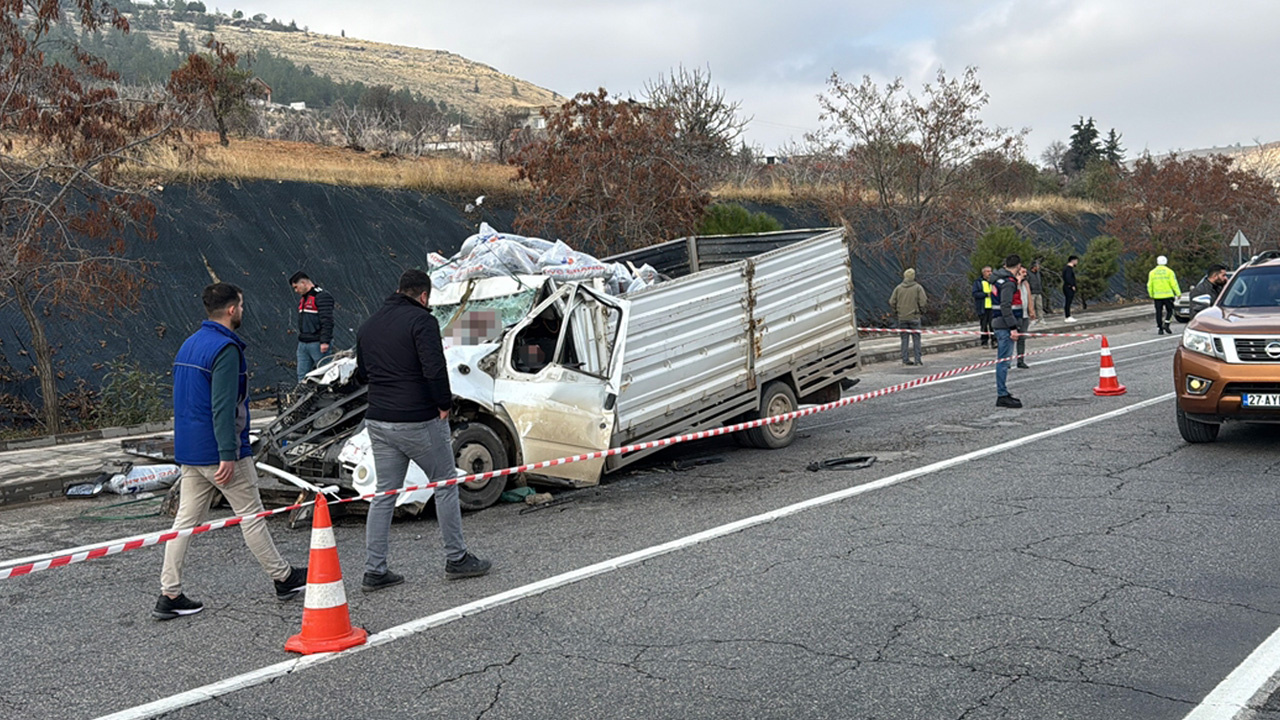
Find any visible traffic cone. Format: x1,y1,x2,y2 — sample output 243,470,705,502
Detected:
285,494,367,654
1093,336,1127,396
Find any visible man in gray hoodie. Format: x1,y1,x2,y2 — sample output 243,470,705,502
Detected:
889,268,928,366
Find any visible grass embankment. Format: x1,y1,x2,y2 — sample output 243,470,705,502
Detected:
132,134,1115,217
135,133,523,198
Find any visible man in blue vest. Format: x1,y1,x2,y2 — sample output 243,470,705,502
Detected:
154,283,307,621
990,255,1025,408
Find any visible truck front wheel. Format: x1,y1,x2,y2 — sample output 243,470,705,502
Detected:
744,381,799,450
451,422,510,510
1176,407,1219,443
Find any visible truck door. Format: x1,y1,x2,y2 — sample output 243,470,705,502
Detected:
493,284,629,485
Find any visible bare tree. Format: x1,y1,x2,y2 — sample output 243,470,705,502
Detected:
0,1,177,433
471,107,533,163
643,65,750,179
808,67,1027,270
1040,140,1067,173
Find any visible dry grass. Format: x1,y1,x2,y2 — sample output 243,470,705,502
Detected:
711,182,797,204
1003,195,1112,217
129,133,523,196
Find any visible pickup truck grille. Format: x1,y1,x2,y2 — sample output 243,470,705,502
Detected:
1233,338,1280,362
1223,382,1280,395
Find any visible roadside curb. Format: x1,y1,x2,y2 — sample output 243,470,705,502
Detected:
0,416,277,509
859,304,1153,366
0,421,172,453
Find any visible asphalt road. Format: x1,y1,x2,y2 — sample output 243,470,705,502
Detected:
4,319,1280,720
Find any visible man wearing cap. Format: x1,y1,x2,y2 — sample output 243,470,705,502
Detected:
1147,256,1181,335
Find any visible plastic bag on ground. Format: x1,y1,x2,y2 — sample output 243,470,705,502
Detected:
105,464,181,495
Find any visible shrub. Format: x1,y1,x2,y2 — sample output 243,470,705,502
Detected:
970,226,1036,281
95,358,171,428
1078,235,1122,303
697,203,782,236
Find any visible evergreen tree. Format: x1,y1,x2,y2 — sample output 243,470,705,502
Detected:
177,29,192,54
1102,128,1125,166
1062,116,1101,175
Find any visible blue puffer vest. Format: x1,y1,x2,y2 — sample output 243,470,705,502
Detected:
173,321,251,465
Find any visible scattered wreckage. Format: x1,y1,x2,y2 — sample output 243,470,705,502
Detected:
255,226,862,513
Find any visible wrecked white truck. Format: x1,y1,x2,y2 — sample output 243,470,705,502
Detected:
257,227,861,511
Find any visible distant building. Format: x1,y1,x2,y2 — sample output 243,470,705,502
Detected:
289,101,307,111
249,78,272,105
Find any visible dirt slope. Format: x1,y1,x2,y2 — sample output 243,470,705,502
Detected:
144,20,563,116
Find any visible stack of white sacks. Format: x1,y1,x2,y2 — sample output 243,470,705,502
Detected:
429,223,660,296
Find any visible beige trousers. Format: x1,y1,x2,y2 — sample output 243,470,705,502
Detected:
160,457,290,597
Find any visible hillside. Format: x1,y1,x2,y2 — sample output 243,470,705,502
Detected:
139,19,563,116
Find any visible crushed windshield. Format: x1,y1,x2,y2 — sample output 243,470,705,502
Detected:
1219,267,1280,308
435,288,540,346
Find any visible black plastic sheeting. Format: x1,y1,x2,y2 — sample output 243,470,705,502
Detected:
0,181,513,411
0,182,1119,413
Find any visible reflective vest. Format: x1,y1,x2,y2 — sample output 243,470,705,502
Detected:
982,280,993,309
1147,265,1180,299
173,321,251,465
990,277,1023,321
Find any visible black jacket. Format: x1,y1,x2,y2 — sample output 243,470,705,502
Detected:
356,294,452,422
1062,265,1077,292
297,287,335,344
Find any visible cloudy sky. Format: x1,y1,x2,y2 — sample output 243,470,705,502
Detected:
230,0,1278,161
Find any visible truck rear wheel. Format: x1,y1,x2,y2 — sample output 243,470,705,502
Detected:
451,423,509,510
744,381,799,450
1176,407,1219,443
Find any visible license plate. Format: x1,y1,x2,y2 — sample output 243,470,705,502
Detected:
1243,393,1280,408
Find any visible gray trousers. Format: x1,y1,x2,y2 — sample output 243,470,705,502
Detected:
365,418,466,574
898,318,922,363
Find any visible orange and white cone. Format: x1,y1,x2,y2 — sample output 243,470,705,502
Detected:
1093,336,1127,396
285,494,367,655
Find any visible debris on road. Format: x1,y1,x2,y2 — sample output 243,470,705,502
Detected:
806,456,877,472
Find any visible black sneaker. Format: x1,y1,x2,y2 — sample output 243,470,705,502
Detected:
902,360,915,366
361,569,405,593
275,565,308,601
996,395,1023,409
152,593,204,621
445,552,492,581
1016,361,1030,369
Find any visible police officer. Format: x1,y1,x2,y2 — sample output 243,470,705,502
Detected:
1147,256,1181,334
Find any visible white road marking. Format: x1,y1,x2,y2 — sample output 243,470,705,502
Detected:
94,392,1176,720
1183,625,1280,719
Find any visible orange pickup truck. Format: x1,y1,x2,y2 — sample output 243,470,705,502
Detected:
1174,251,1280,442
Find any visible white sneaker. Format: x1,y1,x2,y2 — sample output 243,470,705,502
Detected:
1064,316,1078,323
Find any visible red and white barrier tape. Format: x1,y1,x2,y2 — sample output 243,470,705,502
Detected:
857,326,1102,340
0,334,1104,580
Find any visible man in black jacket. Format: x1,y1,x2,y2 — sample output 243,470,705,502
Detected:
355,269,490,592
290,271,335,382
1189,263,1229,315
1062,256,1079,323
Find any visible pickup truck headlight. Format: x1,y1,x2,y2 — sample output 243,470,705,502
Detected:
1182,328,1222,359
